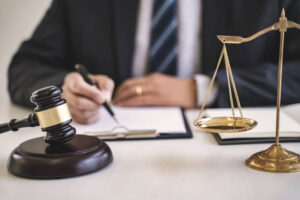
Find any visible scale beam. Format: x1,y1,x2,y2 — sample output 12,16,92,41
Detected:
217,9,300,44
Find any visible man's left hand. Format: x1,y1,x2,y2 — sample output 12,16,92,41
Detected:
113,73,197,108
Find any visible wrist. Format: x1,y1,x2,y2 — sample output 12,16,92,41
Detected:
194,74,219,107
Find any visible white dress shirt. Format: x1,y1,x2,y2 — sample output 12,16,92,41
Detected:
132,0,218,106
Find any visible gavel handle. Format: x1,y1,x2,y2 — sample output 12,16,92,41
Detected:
0,114,39,134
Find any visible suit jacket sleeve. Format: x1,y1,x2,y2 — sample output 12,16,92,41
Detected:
216,61,300,107
8,0,72,108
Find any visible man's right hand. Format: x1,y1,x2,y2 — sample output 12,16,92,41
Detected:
61,72,114,124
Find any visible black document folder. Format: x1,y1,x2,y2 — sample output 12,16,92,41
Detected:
213,133,300,145
203,106,300,145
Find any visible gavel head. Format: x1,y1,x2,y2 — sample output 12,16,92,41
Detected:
30,86,76,145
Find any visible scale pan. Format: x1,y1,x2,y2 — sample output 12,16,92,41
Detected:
194,117,257,133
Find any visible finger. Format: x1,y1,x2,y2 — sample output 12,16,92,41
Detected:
114,83,154,104
114,79,149,103
116,94,162,107
63,88,100,111
114,77,146,97
90,75,115,92
69,104,99,118
69,105,100,124
90,74,115,101
113,85,139,103
66,72,105,104
73,112,100,124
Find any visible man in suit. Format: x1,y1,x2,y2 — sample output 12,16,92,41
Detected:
8,0,300,124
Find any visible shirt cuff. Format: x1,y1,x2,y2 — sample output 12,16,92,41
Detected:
194,74,219,107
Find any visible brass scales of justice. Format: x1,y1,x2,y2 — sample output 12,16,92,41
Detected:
194,9,300,172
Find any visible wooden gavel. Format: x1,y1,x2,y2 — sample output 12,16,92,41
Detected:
0,86,75,145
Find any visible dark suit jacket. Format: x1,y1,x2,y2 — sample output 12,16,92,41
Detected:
8,0,300,108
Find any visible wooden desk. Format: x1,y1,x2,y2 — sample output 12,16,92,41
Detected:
0,102,300,200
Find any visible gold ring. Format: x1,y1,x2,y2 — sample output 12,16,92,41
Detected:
135,85,143,96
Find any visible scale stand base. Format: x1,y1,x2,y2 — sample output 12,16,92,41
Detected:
246,144,300,173
7,134,113,179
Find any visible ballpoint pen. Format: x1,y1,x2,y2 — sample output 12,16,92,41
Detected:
75,64,119,124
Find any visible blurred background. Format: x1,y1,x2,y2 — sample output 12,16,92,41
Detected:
0,0,51,102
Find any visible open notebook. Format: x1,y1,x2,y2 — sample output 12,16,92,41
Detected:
72,106,192,140
203,103,300,145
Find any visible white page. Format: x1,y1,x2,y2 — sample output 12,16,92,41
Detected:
204,107,300,139
282,103,300,124
73,106,186,135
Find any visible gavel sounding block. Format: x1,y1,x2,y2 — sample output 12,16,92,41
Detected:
8,135,113,179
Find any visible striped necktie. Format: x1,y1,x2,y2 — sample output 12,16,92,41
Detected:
149,0,178,75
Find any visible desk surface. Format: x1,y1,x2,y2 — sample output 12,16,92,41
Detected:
0,102,300,200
